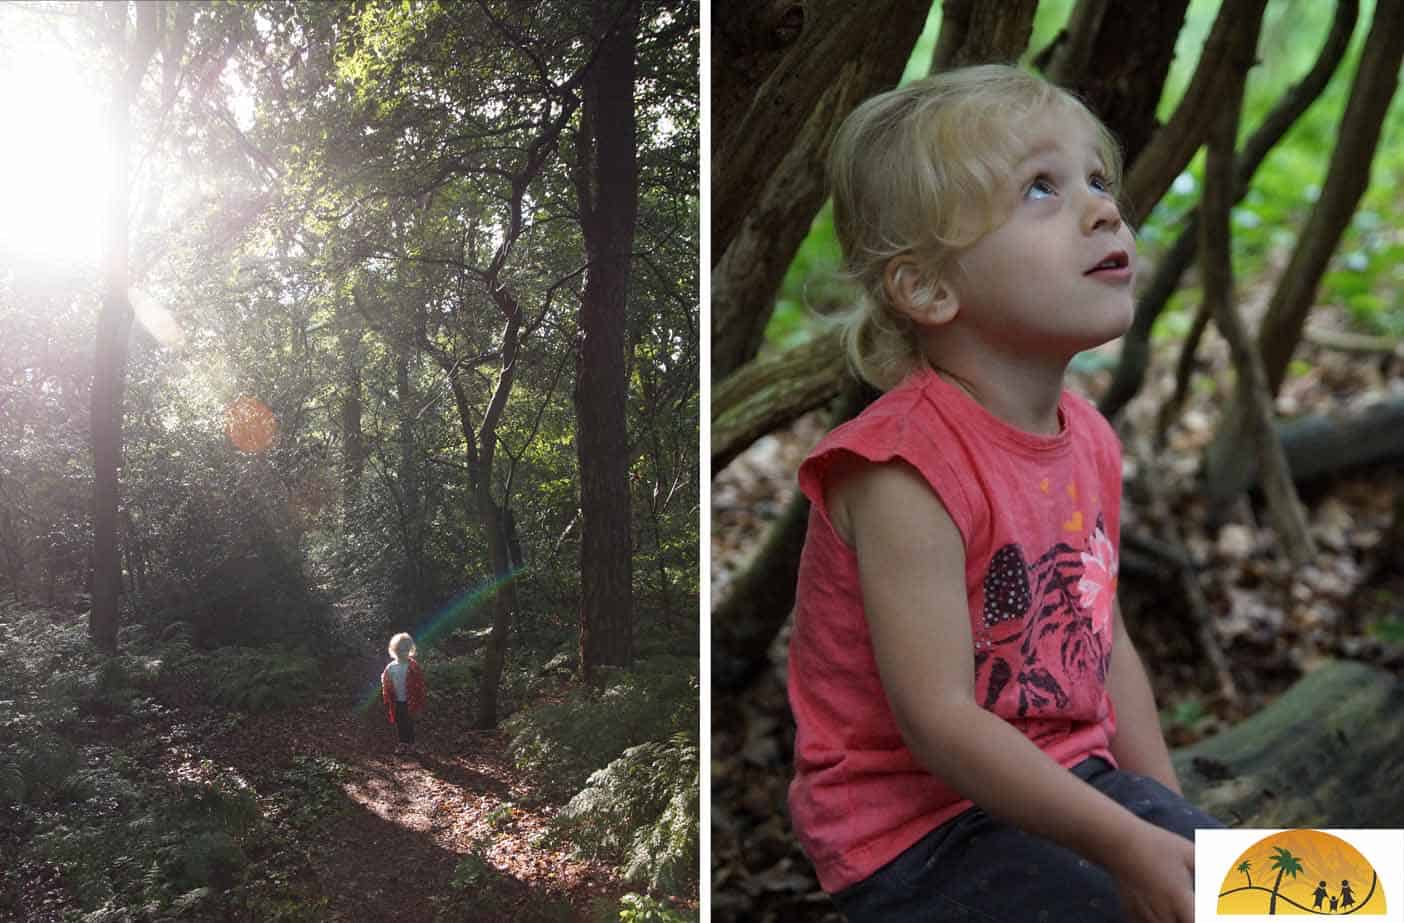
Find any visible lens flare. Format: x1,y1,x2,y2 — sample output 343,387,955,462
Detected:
226,396,277,453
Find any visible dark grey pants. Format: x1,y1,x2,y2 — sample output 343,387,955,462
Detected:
393,700,415,745
833,758,1222,922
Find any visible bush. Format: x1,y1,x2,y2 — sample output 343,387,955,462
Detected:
551,732,698,894
29,755,260,912
201,646,320,714
0,731,79,805
504,656,697,795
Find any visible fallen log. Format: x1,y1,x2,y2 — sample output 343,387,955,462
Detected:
1174,659,1404,827
1204,396,1404,503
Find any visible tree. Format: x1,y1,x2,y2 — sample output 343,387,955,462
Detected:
1238,860,1253,889
1267,846,1304,915
574,0,642,681
90,1,177,653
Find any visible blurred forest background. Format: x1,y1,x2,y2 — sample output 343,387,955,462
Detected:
712,0,1404,919
0,1,698,921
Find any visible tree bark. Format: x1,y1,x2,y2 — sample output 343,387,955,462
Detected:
1119,0,1268,227
91,1,160,654
930,0,1038,70
1205,397,1404,499
710,0,930,380
1038,0,1189,169
1198,24,1315,565
713,384,874,690
1205,0,1404,500
1099,0,1358,423
1256,0,1404,394
575,0,640,681
712,331,844,475
1174,661,1404,828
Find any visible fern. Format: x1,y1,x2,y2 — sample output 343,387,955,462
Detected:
552,732,699,892
505,656,697,795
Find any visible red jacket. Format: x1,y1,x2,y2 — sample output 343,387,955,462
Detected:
381,658,427,723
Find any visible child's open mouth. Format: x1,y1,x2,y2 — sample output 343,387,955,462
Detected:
1085,250,1131,279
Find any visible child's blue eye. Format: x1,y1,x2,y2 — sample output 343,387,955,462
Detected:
1089,173,1113,194
1025,177,1056,200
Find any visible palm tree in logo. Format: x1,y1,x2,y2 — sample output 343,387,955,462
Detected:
1267,847,1304,915
1237,860,1253,889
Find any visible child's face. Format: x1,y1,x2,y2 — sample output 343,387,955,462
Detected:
941,111,1135,358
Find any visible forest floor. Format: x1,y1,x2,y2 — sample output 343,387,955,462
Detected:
711,310,1404,922
4,648,630,923
202,653,631,922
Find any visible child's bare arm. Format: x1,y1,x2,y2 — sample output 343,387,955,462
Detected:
1106,601,1182,793
831,459,1193,923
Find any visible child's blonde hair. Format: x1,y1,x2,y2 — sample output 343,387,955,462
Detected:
388,632,416,660
828,64,1124,390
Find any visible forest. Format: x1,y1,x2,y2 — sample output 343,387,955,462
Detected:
0,1,699,921
711,0,1404,920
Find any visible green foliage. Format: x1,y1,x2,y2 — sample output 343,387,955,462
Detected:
449,852,494,891
591,893,698,923
608,893,698,923
0,732,79,806
485,801,516,830
504,656,697,795
28,755,259,912
551,733,698,894
275,755,348,828
200,646,320,714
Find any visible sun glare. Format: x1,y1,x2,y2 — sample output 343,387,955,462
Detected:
0,8,110,271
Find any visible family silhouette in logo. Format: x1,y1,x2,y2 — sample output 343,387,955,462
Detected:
1312,879,1357,913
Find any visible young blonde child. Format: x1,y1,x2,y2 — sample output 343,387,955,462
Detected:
788,65,1221,923
381,632,427,754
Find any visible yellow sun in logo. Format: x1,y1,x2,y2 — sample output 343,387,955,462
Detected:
1218,829,1385,915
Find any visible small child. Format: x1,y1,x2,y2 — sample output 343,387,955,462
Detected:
788,65,1221,922
381,632,427,754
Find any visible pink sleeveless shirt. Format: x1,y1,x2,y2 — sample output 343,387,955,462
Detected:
788,368,1123,893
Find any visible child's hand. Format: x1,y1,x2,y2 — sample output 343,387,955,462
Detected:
1109,822,1195,923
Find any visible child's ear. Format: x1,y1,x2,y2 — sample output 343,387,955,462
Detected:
883,256,959,327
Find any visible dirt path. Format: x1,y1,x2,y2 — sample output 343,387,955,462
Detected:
197,655,629,922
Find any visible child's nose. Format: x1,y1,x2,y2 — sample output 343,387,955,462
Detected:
1082,193,1123,234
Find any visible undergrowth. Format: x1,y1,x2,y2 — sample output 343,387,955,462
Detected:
0,605,320,917
504,656,700,895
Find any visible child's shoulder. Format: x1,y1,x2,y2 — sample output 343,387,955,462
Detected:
811,371,939,456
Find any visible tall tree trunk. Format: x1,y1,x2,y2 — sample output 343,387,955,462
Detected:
91,1,159,654
575,0,640,680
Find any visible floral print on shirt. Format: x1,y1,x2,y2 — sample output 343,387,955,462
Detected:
973,514,1116,720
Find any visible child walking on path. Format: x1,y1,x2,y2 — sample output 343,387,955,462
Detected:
787,65,1221,923
381,632,427,755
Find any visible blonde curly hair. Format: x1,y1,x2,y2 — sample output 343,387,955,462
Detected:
387,632,416,660
827,65,1124,391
